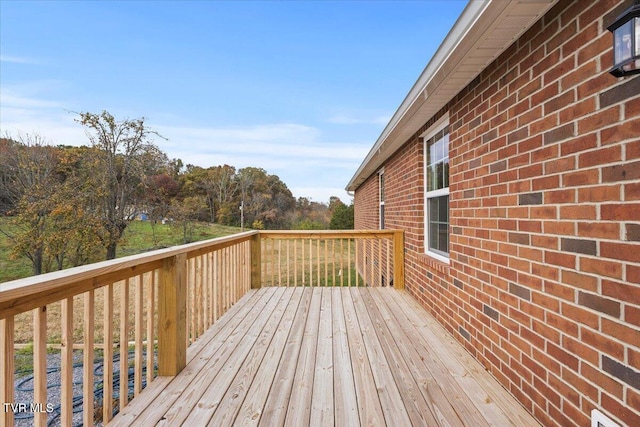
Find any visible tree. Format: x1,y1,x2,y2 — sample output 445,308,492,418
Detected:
77,111,166,259
170,196,206,244
235,167,295,230
186,165,238,223
0,133,62,274
330,199,354,230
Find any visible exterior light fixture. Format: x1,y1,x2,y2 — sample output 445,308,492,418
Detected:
608,0,640,77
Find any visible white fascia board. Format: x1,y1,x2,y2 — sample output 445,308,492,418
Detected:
346,0,557,192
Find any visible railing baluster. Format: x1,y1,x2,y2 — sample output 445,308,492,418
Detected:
204,252,210,328
212,251,217,323
309,238,313,286
216,250,221,318
349,238,353,287
388,238,391,285
188,257,195,343
203,254,208,330
135,275,144,396
1,315,15,427
286,240,290,286
332,240,336,287
33,305,47,427
103,284,114,423
147,271,156,386
324,239,328,286
223,247,229,311
198,255,203,331
378,237,382,287
340,239,344,287
230,245,235,302
83,290,95,426
194,256,198,338
202,254,207,335
354,239,357,286
278,239,282,286
120,280,129,409
234,244,239,302
244,241,249,293
294,239,298,286
369,239,374,287
317,239,321,286
260,239,265,286
61,297,73,426
270,239,275,286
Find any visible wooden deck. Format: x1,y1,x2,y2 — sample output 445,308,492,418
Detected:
108,287,539,426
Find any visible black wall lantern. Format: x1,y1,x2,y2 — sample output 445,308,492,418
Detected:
608,1,640,77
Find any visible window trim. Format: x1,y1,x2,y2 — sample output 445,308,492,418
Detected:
423,114,450,264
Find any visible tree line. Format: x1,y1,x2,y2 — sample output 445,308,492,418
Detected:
0,111,353,276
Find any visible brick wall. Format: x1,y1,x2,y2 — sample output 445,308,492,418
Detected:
354,0,640,425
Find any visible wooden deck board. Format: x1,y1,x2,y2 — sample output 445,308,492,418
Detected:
284,287,321,426
332,288,360,427
342,288,385,426
258,286,312,426
235,287,305,426
108,287,541,427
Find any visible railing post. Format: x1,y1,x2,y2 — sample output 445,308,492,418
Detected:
158,253,187,376
1,316,15,427
393,231,405,290
251,233,262,289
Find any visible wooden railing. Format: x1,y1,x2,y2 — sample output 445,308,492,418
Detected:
0,229,403,426
0,231,254,427
258,230,404,289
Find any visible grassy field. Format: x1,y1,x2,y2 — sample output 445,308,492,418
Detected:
0,217,242,283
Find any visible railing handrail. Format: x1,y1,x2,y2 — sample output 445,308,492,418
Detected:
259,229,398,239
0,230,258,320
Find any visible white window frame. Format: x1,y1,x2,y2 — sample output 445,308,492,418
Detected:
423,114,450,264
591,409,620,427
379,169,385,230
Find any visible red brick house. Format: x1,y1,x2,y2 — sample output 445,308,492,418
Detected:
347,0,640,426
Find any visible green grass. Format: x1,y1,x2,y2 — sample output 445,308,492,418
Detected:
0,217,242,283
117,220,243,257
0,218,32,283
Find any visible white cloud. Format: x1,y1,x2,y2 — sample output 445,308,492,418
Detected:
327,113,390,125
157,123,367,165
0,90,64,109
289,186,354,204
0,55,41,65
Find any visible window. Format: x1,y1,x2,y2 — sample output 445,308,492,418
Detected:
424,123,449,262
379,170,385,229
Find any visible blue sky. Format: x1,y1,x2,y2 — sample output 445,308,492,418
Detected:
0,0,466,203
